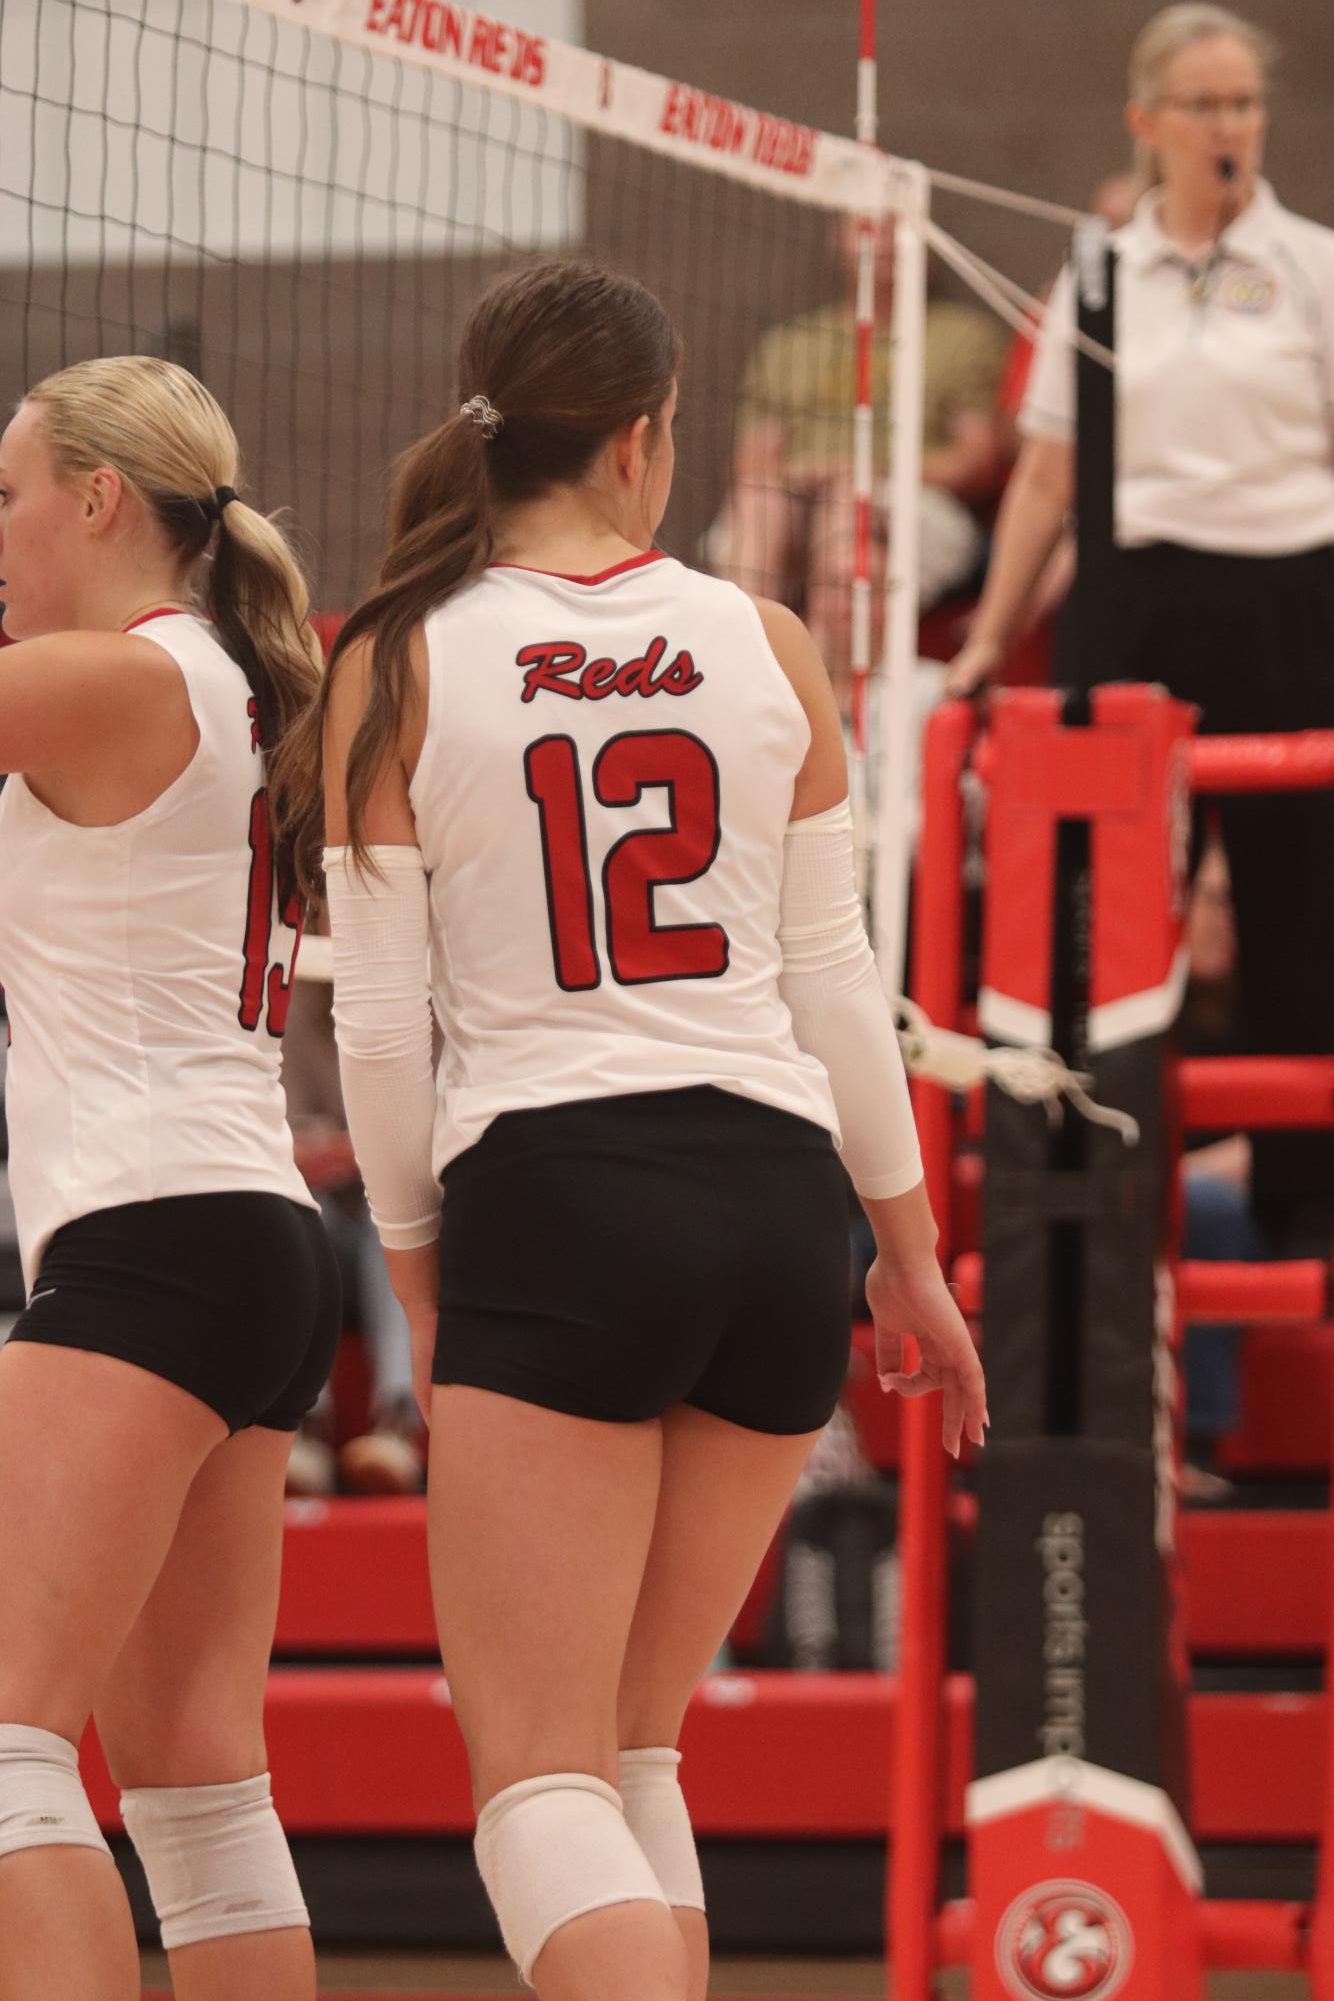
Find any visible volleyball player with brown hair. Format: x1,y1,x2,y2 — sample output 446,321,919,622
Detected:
302,261,985,2001
0,358,338,2001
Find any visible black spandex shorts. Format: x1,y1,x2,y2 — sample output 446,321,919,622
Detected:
8,1192,341,1434
435,1086,851,1434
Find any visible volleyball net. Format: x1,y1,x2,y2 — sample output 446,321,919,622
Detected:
0,0,948,968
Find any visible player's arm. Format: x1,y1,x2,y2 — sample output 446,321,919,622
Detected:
0,632,195,780
753,595,987,1455
322,628,440,1418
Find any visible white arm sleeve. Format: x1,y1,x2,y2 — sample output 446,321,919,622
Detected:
778,799,924,1200
324,844,441,1250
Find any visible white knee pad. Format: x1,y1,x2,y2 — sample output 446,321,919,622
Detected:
474,1771,669,1983
619,1747,706,1913
0,1724,110,1860
120,1773,308,1951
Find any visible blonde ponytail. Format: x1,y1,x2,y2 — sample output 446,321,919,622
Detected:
27,355,322,897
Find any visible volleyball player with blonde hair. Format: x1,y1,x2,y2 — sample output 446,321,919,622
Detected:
0,357,338,2001
303,261,986,2001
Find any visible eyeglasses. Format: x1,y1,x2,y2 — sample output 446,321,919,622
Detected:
1159,92,1266,120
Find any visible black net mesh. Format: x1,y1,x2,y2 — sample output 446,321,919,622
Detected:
0,0,848,612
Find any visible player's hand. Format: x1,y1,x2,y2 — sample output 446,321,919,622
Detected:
944,635,1003,700
866,1255,988,1458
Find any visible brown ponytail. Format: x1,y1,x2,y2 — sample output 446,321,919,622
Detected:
27,355,322,901
283,260,679,887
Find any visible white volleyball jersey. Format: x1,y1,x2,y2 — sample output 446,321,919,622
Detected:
0,611,315,1290
409,551,840,1177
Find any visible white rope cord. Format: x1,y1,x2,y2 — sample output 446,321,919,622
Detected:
934,230,1047,326
927,166,1088,230
925,217,1117,373
895,997,1141,1146
923,219,1045,336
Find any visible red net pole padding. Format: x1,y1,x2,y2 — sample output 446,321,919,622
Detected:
891,700,975,1999
952,1252,1328,1324
1189,730,1334,795
972,688,1204,2001
1181,1056,1334,1131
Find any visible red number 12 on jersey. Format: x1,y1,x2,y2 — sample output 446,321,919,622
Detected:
525,728,730,991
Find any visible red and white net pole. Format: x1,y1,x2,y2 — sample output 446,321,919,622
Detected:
874,159,928,988
848,0,878,869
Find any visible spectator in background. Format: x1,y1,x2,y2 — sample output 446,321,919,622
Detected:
709,212,1006,716
283,956,425,1495
949,4,1334,1257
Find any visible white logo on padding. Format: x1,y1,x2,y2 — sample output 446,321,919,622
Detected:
996,1879,1133,2000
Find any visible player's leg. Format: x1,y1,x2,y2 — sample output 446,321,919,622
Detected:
0,1342,226,2001
617,1407,822,2001
616,1105,854,2001
427,1386,688,2001
94,1197,339,2001
95,1425,314,2001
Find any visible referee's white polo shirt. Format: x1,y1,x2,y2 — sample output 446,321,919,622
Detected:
1022,178,1334,555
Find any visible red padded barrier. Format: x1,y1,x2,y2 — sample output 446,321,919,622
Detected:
1219,1324,1334,1473
275,1498,1327,1660
950,1252,1329,1325
1182,1511,1327,1653
953,1259,1332,1468
1184,1261,1329,1320
277,1499,433,1653
1181,1056,1334,1131
1190,731,1334,795
83,1673,1325,1840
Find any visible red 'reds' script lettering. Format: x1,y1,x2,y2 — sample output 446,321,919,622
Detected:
364,3,546,86
518,637,704,704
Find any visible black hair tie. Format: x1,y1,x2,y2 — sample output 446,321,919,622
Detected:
200,485,237,524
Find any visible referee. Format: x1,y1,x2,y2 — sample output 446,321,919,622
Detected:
950,3,1334,1254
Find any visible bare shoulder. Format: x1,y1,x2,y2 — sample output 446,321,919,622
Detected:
746,594,834,711
0,628,194,779
322,620,426,847
325,623,429,733
9,627,191,696
744,592,848,819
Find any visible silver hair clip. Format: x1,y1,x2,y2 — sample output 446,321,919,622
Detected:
460,394,503,438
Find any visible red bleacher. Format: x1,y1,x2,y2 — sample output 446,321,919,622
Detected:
271,1492,1328,1662
85,1658,1324,1842
125,1277,1323,1865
